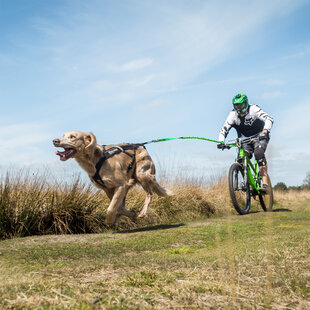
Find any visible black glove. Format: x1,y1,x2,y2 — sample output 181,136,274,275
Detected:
217,143,226,150
259,131,268,141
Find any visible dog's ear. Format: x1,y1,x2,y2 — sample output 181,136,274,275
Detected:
84,132,97,150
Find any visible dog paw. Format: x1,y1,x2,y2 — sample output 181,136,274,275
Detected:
138,211,147,218
105,218,117,227
129,210,137,219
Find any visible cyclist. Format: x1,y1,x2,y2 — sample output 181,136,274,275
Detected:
217,93,274,191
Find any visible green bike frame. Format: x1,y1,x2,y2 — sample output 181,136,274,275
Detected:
237,147,262,195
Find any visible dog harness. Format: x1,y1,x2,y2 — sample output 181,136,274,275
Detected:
92,143,146,187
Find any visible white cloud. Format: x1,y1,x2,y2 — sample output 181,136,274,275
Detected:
111,58,154,72
270,95,310,185
132,75,155,87
275,96,310,138
282,45,310,60
0,123,51,149
262,79,285,86
14,0,305,111
92,80,113,91
262,91,285,100
134,99,169,111
144,1,303,89
0,122,54,165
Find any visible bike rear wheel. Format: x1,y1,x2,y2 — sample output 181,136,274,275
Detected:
228,163,251,215
259,175,273,212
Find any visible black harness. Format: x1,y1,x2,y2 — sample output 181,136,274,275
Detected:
92,143,146,187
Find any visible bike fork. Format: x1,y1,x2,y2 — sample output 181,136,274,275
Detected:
234,172,239,190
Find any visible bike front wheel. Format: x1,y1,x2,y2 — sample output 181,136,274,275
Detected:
228,163,251,215
259,175,274,212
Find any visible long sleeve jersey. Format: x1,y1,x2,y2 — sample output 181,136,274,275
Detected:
218,104,273,142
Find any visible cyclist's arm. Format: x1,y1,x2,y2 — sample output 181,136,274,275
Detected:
252,105,274,132
218,112,235,142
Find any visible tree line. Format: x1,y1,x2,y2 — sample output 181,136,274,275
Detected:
274,172,310,191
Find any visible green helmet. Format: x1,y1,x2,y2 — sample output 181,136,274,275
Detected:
232,93,249,115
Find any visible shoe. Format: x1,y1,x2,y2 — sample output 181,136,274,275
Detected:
259,184,269,193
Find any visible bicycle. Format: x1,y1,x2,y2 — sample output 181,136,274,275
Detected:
220,136,273,215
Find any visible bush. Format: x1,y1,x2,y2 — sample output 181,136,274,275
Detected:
303,171,310,186
274,182,288,191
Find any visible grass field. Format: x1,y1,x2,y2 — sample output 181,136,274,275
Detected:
0,188,309,309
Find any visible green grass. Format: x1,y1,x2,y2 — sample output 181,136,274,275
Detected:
0,199,309,309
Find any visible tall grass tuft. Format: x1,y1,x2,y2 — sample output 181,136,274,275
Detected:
0,170,233,239
0,172,108,239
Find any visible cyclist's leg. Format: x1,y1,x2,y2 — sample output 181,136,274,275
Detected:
254,139,269,187
243,142,254,159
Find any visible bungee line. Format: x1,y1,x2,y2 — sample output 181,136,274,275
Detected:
142,136,236,146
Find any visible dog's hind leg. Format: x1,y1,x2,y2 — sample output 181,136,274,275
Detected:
118,196,136,220
138,191,152,218
134,174,153,218
135,152,173,217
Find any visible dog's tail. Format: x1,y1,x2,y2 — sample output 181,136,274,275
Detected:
151,181,173,197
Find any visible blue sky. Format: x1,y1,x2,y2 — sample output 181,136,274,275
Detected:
0,0,310,186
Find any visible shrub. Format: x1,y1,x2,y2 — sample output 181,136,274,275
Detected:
274,182,288,191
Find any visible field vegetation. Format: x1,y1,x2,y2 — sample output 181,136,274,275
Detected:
0,171,310,308
0,171,232,240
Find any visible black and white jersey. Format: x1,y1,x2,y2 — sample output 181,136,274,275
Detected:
218,104,273,142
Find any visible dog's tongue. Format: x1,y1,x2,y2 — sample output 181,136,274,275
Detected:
55,149,76,161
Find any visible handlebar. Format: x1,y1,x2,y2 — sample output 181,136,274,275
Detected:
219,132,268,151
219,135,261,150
239,136,259,145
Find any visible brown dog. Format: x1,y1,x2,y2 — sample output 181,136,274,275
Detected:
53,131,172,226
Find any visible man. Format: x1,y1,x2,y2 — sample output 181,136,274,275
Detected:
218,93,274,190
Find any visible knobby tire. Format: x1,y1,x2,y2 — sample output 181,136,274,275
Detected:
228,163,251,215
259,175,274,212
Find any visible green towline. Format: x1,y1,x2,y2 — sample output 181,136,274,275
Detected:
143,136,236,147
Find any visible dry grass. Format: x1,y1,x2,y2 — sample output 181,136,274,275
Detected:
0,172,109,238
274,189,310,204
0,171,233,239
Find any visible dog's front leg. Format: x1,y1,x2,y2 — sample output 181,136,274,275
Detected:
106,186,127,226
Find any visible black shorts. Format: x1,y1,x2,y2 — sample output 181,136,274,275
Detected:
243,137,269,157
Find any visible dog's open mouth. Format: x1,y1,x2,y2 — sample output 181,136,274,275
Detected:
55,148,77,161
